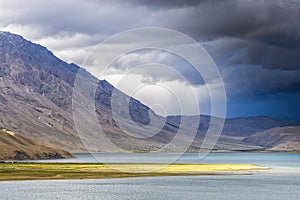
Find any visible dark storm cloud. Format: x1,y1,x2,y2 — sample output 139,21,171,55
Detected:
126,0,202,8
182,0,300,41
129,0,300,71
1,0,299,115
203,36,300,96
1,0,299,48
205,37,300,70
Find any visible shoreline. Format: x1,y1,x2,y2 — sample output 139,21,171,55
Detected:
69,151,300,154
0,163,268,181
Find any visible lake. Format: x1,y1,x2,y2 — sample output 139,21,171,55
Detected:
27,152,300,173
1,174,299,200
1,153,299,199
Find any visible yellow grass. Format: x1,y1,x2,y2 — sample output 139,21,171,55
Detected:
0,163,269,181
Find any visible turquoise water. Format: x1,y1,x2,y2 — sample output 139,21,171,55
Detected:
28,153,300,173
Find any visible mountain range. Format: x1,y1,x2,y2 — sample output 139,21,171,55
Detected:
0,31,299,155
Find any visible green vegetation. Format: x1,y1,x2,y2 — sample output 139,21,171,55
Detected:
0,163,268,181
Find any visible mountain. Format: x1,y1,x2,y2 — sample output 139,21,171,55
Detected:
221,116,300,137
243,126,300,151
0,31,299,153
0,31,84,151
0,31,180,152
0,128,72,160
167,115,300,151
168,115,300,137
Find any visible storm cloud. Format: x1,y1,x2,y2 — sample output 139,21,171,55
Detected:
0,0,299,119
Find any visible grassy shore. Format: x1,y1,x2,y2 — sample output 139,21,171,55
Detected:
0,163,268,181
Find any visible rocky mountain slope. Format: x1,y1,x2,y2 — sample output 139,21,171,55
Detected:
0,129,72,160
0,31,180,152
243,126,300,151
0,31,299,153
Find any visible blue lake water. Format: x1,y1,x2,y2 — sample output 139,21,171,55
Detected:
1,174,299,200
28,153,300,173
2,153,300,199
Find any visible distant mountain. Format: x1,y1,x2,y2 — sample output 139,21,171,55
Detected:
167,115,300,151
221,116,300,137
0,129,72,160
243,126,300,151
168,115,300,137
0,31,299,153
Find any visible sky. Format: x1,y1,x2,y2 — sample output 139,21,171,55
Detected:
0,0,299,120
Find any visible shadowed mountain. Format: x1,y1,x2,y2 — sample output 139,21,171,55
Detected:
0,31,299,153
0,129,72,160
167,115,300,151
168,115,300,137
243,126,300,151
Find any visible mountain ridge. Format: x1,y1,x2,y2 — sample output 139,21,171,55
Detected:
0,31,299,153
